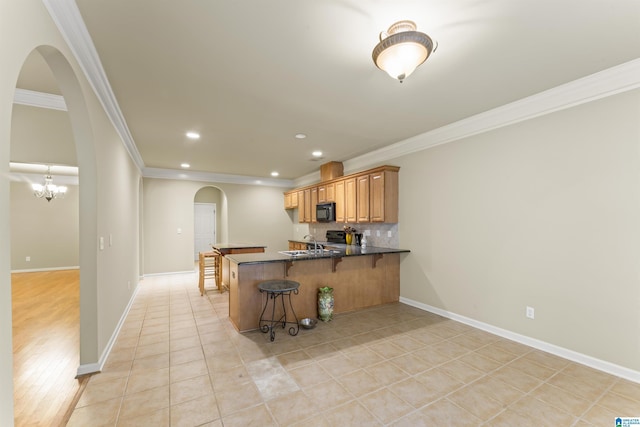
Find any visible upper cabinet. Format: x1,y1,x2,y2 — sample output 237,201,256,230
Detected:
284,165,399,224
317,182,335,203
334,180,345,222
356,174,370,223
284,190,298,209
369,169,398,223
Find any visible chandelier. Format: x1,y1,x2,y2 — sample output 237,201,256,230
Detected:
32,166,67,202
372,20,436,82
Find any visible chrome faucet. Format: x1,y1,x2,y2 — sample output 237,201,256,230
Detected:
303,234,319,254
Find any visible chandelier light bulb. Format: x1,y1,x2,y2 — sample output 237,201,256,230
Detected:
33,167,67,202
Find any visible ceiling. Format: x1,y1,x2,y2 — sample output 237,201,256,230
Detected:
13,0,640,183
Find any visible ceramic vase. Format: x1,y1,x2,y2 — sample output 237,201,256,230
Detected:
345,233,353,245
317,287,334,322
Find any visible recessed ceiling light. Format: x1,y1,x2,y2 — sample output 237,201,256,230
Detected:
186,132,200,139
295,133,307,139
271,171,279,177
181,163,190,168
312,151,323,157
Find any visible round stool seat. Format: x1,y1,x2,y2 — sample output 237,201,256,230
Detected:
258,280,300,293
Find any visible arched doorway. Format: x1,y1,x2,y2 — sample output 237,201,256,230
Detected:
194,186,224,260
7,46,97,426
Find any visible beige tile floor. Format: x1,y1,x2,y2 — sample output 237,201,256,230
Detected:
68,272,640,426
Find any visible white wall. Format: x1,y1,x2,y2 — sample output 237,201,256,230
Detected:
1,2,141,425
10,182,79,270
396,89,640,374
143,178,292,274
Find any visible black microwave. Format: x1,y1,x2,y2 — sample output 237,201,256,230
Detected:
316,202,336,222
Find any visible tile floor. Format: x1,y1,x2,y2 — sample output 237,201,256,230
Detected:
68,272,640,426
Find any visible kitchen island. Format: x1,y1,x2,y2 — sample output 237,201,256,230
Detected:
211,243,266,291
225,245,409,332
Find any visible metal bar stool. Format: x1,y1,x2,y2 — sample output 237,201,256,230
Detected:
257,280,300,341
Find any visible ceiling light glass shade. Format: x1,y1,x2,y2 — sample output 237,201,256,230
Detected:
372,20,435,82
32,168,67,202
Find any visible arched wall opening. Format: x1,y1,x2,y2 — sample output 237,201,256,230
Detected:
194,185,228,251
4,45,98,425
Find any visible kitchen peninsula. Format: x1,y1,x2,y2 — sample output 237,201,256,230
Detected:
225,245,409,332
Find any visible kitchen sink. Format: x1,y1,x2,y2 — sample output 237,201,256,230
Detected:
278,249,340,257
278,250,310,257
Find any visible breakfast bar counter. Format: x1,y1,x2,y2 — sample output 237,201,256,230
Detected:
225,246,409,332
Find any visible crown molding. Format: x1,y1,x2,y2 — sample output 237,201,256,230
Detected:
42,0,145,171
345,58,640,173
142,167,294,188
13,88,67,110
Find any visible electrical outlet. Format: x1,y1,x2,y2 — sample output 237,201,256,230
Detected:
25,256,30,262
377,230,381,237
388,230,392,237
526,306,535,319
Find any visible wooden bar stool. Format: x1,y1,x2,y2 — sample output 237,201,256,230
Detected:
198,251,218,295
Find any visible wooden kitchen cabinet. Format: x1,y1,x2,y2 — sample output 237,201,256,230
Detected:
335,179,345,222
344,177,357,223
311,187,318,222
370,168,399,222
288,241,307,250
283,190,298,209
318,185,326,203
318,183,335,203
303,188,311,222
356,174,370,222
285,165,399,224
297,190,305,223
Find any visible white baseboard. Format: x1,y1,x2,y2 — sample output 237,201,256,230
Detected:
76,362,101,377
76,282,141,377
143,270,195,277
10,266,79,273
399,297,640,384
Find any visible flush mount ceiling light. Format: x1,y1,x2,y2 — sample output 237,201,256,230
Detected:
32,166,67,202
186,131,200,139
372,20,436,82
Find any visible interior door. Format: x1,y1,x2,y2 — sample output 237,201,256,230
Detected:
194,203,216,260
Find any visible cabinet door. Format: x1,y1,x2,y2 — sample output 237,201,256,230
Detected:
317,186,326,203
303,188,311,222
370,172,384,222
291,191,298,208
297,190,305,223
284,192,292,209
325,183,335,202
356,175,370,222
345,177,357,223
371,170,398,223
311,187,318,222
335,180,345,222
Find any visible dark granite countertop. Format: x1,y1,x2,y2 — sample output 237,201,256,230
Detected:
211,243,267,250
225,244,410,265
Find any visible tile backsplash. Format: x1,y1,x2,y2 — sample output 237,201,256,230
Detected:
293,221,399,249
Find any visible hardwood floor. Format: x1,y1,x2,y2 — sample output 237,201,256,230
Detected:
12,270,86,427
